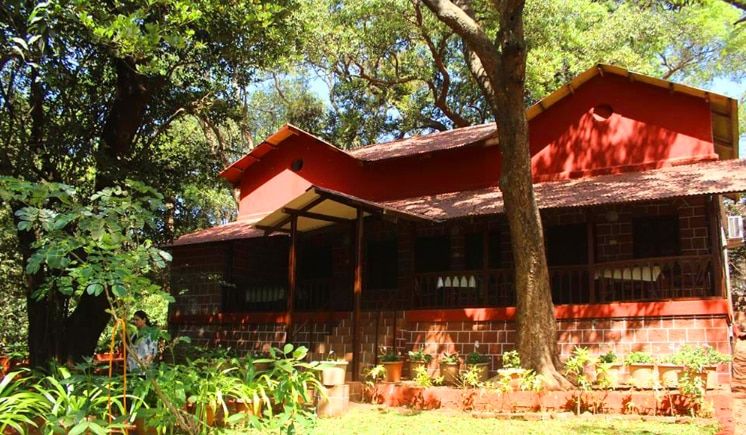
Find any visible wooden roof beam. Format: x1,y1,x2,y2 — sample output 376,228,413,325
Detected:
282,207,355,224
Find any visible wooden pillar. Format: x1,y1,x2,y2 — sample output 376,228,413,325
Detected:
482,228,490,306
352,208,364,381
586,211,596,304
707,196,725,297
287,215,297,343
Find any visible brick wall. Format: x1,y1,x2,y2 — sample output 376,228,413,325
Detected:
170,242,228,315
397,313,731,383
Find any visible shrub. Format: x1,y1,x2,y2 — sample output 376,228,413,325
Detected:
407,347,432,363
501,350,520,369
624,351,654,365
465,351,489,365
440,352,458,365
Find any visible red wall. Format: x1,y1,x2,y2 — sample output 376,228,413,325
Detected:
237,75,715,218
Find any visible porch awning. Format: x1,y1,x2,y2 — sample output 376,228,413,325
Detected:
254,185,438,234
383,159,746,220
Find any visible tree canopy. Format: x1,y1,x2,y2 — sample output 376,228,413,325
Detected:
0,0,743,363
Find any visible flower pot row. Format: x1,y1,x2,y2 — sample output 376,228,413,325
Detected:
607,363,718,389
380,360,490,384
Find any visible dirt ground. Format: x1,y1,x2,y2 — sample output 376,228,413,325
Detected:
734,394,746,435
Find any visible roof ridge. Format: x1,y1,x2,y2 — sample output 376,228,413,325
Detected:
349,122,496,153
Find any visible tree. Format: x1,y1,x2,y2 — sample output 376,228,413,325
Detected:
0,0,300,365
420,0,569,388
300,0,744,145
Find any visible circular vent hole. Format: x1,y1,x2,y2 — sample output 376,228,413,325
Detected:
291,159,304,172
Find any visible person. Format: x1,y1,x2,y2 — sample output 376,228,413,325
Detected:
127,310,159,372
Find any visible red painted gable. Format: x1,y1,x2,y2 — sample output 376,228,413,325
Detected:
530,74,715,181
234,70,725,220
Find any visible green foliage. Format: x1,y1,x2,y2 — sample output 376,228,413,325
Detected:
36,364,129,434
0,208,27,356
669,345,731,372
0,343,324,434
458,365,483,389
440,352,458,365
598,350,618,364
365,365,387,384
412,365,434,388
465,351,488,365
379,349,401,362
501,350,521,369
564,347,594,392
624,351,654,365
519,370,545,393
0,370,49,433
407,346,432,363
0,178,172,306
298,0,745,145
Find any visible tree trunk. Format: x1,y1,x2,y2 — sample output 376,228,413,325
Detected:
421,0,569,388
21,56,160,366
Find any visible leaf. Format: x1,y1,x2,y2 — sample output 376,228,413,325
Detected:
283,343,294,355
10,37,28,51
86,283,103,296
158,250,172,262
111,284,127,297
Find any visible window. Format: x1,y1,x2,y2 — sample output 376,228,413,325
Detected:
464,231,501,269
546,223,587,266
365,239,398,289
298,243,333,280
633,216,679,258
415,235,450,272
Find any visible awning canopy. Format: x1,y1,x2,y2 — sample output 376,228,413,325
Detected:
254,185,438,234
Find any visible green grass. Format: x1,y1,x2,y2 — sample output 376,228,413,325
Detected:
312,404,720,435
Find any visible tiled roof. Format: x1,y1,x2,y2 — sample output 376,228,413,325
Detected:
383,159,746,219
347,123,497,161
175,159,746,246
170,220,269,247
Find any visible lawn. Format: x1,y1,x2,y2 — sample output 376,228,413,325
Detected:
312,404,720,435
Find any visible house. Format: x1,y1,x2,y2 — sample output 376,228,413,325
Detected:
168,64,744,383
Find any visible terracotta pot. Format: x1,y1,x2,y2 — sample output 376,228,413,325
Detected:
0,356,9,377
705,366,719,389
229,398,263,418
252,360,273,372
319,361,348,386
134,416,158,435
407,361,427,379
497,368,526,391
597,364,624,388
440,362,459,386
657,364,683,388
627,364,655,388
464,363,489,382
382,361,403,383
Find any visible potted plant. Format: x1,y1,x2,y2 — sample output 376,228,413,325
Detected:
318,350,348,386
670,345,731,390
656,355,683,388
379,349,403,383
496,350,526,388
439,352,460,386
596,350,623,388
464,351,490,382
624,351,655,388
407,346,432,379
